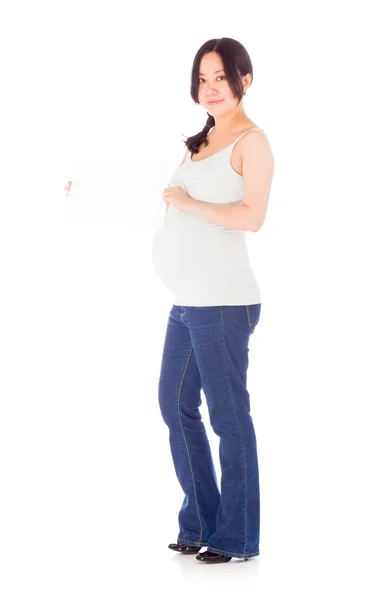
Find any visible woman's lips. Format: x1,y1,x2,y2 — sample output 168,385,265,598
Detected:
208,99,223,104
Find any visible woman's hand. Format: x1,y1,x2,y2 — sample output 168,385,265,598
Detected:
64,181,72,197
162,184,193,213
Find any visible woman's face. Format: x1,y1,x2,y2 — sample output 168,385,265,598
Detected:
197,52,237,114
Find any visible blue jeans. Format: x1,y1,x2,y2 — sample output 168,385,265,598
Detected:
158,303,261,560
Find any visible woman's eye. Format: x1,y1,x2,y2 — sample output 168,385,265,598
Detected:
199,76,225,83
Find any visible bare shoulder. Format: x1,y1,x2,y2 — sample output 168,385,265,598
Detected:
241,129,274,231
241,128,273,160
243,127,271,143
240,128,274,180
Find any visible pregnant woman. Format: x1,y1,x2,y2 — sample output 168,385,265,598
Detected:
153,37,275,564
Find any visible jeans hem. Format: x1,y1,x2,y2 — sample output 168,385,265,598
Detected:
177,537,207,546
207,545,260,559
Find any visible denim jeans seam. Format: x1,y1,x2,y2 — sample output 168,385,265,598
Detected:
245,305,255,329
221,320,248,555
177,345,204,545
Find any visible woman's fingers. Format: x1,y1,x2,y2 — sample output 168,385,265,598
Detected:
65,181,72,196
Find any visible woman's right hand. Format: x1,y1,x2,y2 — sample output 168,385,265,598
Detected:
64,181,72,197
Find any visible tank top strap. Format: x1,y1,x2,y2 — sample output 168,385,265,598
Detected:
230,127,264,146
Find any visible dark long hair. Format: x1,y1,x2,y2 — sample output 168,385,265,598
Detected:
183,37,253,156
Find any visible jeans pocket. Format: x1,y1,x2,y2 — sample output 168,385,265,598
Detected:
245,304,261,330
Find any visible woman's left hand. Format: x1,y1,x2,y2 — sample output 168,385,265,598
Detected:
162,185,193,213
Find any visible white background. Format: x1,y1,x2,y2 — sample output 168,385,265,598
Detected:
1,0,375,598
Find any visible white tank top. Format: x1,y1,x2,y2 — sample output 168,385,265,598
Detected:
152,127,267,307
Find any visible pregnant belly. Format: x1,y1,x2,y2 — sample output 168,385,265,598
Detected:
152,227,197,291
152,225,249,295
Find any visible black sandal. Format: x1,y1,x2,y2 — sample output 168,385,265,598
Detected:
168,543,202,554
